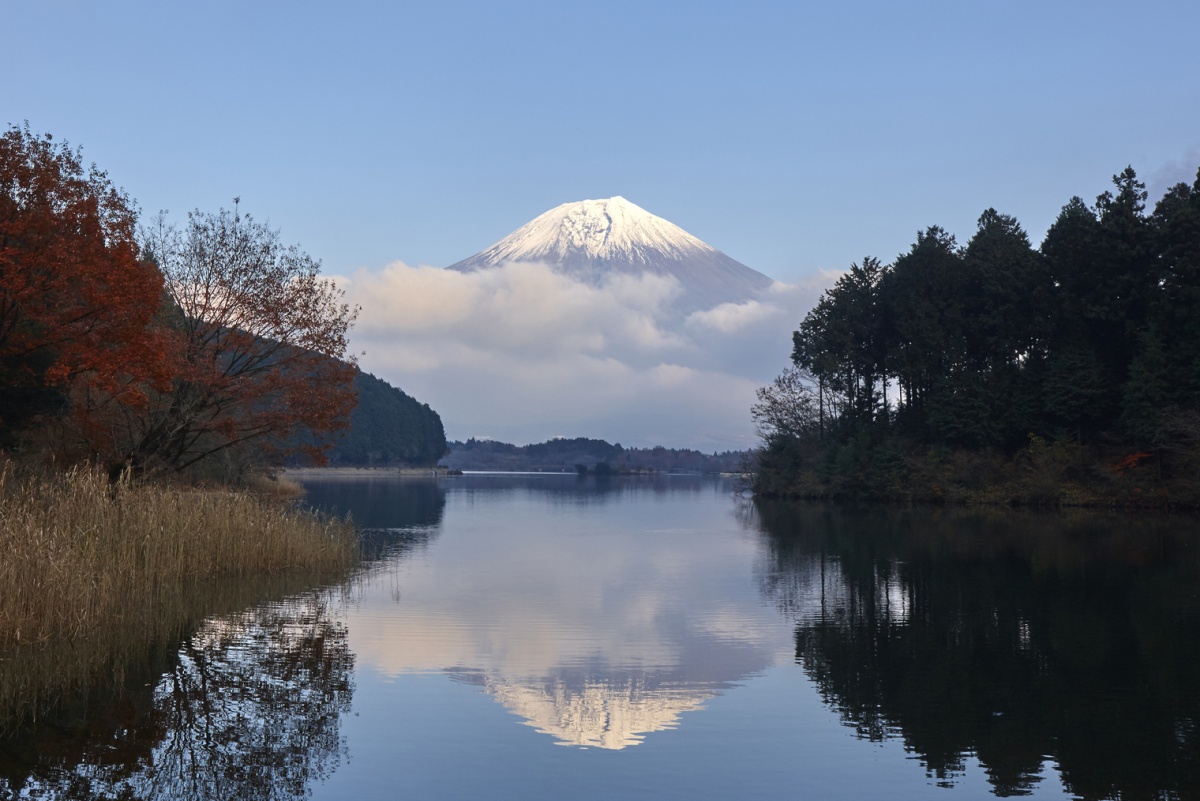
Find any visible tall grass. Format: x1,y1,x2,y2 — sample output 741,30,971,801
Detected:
0,463,358,651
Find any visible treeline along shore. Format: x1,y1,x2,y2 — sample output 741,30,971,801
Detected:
442,437,748,474
754,165,1200,509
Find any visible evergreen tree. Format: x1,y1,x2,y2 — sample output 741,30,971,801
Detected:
1150,169,1200,411
878,227,965,439
763,161,1200,497
794,257,888,433
959,209,1047,447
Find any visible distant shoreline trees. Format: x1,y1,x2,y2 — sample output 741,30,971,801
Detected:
756,165,1200,505
443,436,747,474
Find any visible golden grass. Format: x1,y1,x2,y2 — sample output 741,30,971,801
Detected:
243,472,307,498
0,463,358,652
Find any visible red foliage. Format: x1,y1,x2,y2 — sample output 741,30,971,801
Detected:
127,207,360,472
0,124,171,433
1112,452,1153,472
1,125,358,472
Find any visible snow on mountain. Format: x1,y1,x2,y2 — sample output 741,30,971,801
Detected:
446,196,773,312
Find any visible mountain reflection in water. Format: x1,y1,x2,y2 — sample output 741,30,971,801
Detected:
325,475,787,751
752,501,1200,799
6,476,1199,800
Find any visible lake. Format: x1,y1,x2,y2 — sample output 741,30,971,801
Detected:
3,473,1198,800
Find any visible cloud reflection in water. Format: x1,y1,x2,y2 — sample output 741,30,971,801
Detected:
337,477,792,749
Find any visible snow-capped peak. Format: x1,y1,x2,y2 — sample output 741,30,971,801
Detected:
446,196,773,312
455,196,718,267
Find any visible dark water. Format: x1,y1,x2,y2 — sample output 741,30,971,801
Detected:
3,474,1199,800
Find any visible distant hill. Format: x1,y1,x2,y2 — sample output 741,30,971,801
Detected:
442,437,748,474
320,371,446,467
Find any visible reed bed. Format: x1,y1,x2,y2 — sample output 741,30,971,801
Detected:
0,463,358,652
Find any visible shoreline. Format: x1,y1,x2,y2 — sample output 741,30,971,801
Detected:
0,467,361,726
284,466,449,478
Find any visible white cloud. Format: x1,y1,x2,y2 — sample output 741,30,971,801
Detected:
686,299,781,334
343,261,825,450
1146,144,1200,202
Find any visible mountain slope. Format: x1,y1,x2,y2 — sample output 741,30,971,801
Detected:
297,371,446,467
447,196,772,312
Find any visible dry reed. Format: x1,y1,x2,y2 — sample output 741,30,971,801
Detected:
0,463,358,652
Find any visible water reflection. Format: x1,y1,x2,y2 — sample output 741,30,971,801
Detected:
452,668,741,750
300,475,446,560
1,594,353,800
340,475,787,749
448,472,719,503
300,474,446,530
752,502,1200,799
12,476,1197,798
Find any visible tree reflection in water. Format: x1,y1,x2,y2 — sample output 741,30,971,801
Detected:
751,502,1200,800
1,594,352,800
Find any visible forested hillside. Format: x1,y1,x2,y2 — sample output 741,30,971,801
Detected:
321,372,446,467
755,166,1200,507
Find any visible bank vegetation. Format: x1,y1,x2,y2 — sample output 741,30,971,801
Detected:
0,463,359,726
0,123,365,587
0,464,358,651
753,164,1200,508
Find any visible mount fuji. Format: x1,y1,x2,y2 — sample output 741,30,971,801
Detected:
446,196,773,312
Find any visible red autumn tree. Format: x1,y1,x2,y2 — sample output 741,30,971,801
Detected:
123,204,359,473
0,124,170,443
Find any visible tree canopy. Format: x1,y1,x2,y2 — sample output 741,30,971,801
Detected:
759,164,1200,502
124,206,360,473
317,371,447,467
0,124,444,478
0,124,171,441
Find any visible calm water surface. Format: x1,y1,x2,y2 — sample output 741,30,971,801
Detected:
3,474,1199,799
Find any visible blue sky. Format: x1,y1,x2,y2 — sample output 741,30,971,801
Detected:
7,0,1197,281
6,0,1199,447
